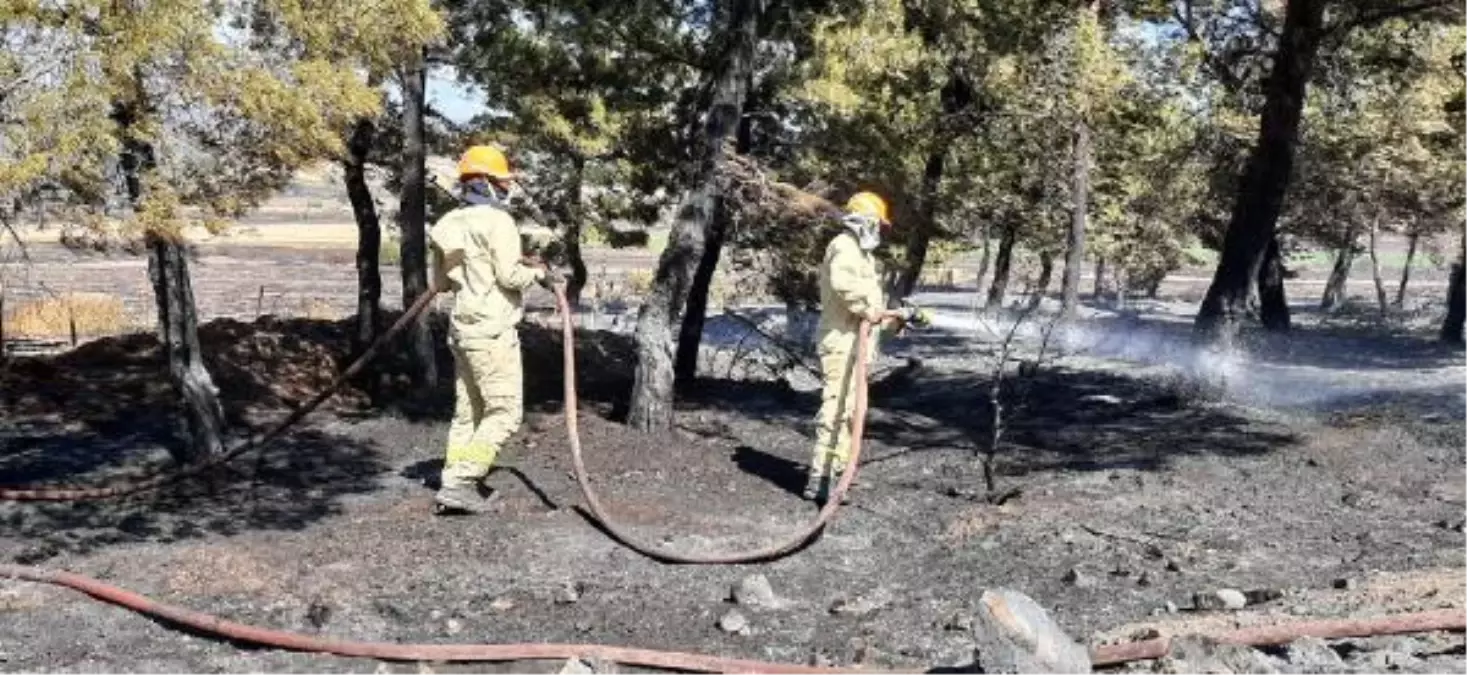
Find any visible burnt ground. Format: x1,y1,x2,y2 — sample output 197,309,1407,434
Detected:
0,296,1464,673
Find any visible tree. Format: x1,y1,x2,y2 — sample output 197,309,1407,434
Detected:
627,0,763,431
1193,0,1461,344
3,2,439,461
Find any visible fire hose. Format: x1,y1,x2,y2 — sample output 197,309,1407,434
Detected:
0,561,1460,672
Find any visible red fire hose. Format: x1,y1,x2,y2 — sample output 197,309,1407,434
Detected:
552,285,872,564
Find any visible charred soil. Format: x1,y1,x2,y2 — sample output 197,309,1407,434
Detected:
0,312,1463,673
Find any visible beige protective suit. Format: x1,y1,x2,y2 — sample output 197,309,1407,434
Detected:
429,203,545,493
811,230,885,479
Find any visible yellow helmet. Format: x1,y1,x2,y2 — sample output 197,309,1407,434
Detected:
846,191,890,224
458,145,514,181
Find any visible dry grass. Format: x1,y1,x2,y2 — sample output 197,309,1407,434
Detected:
3,292,133,340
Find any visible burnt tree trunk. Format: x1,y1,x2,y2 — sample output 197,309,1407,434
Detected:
985,224,1017,311
1092,256,1107,301
345,116,382,359
397,55,437,389
1027,252,1055,312
1321,236,1357,311
1395,231,1418,308
628,0,759,431
673,200,730,388
895,73,972,301
114,95,225,464
1061,119,1090,319
1367,219,1388,317
973,222,992,296
1194,0,1327,345
1441,246,1465,345
565,154,589,307
674,111,752,387
1258,236,1290,331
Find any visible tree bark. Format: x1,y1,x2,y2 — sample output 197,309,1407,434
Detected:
565,154,589,307
345,116,382,359
1027,252,1055,312
1441,246,1465,345
397,54,437,389
1258,235,1290,331
895,73,972,300
673,198,731,387
985,224,1017,311
115,93,225,464
628,0,759,431
1194,0,1327,345
674,111,753,388
1061,118,1090,319
1394,231,1418,308
973,222,992,296
1092,256,1107,301
1367,219,1388,317
1321,236,1357,311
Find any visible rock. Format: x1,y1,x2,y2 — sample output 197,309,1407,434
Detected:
556,581,583,605
1081,394,1124,405
1158,635,1282,674
969,588,1090,673
1062,568,1096,589
944,613,975,632
1165,558,1184,573
1283,636,1344,673
1332,578,1357,591
718,609,750,635
830,587,893,616
1137,571,1154,587
445,618,463,636
1193,589,1247,611
1244,588,1284,605
1421,412,1446,423
304,601,332,629
490,597,515,612
731,574,789,611
1164,601,1179,614
374,663,392,674
558,658,595,674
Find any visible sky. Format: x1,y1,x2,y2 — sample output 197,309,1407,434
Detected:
426,70,490,125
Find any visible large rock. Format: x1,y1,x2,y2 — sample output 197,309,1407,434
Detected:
731,574,790,611
970,589,1091,673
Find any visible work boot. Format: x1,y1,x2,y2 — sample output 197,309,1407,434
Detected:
802,471,825,502
432,481,496,516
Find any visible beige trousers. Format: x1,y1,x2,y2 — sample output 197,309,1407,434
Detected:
810,329,877,478
440,330,524,490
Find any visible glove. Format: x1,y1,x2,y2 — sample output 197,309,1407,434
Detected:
901,305,933,328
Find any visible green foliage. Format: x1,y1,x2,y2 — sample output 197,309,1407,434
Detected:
1,0,444,241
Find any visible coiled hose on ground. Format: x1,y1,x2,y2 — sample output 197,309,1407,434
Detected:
1,285,1462,672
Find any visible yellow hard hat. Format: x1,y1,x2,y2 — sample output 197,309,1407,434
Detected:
458,145,514,180
846,191,890,224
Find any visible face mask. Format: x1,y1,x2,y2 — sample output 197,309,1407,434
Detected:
461,177,509,208
843,213,881,252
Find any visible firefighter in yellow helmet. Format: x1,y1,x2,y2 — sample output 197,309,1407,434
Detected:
429,145,557,515
804,190,905,504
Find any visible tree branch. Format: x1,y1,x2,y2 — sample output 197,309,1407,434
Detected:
1327,0,1460,38
1173,1,1246,93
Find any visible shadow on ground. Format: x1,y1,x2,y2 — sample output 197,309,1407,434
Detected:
0,422,384,563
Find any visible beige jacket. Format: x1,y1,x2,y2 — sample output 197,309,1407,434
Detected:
429,204,545,346
817,230,886,343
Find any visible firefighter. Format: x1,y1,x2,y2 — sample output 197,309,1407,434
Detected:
804,191,905,504
428,144,555,515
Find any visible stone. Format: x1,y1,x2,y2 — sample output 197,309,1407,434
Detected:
1062,567,1096,589
445,618,463,636
830,587,893,616
731,574,789,611
1158,635,1282,674
490,597,516,612
1194,589,1247,611
556,581,583,605
1332,578,1356,591
558,658,595,674
969,588,1090,674
1283,636,1344,673
718,609,750,635
1164,601,1179,614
